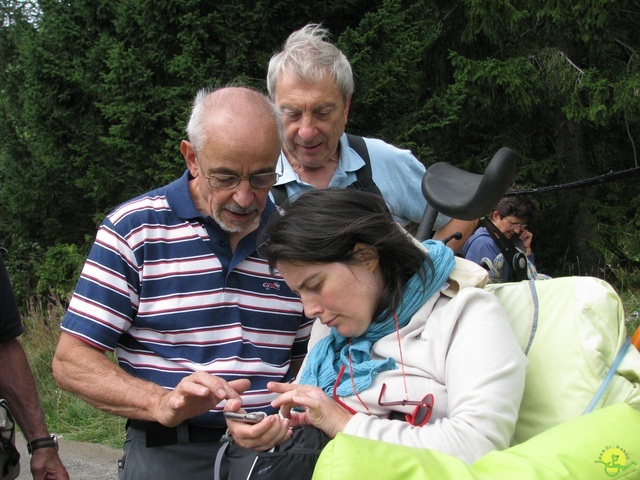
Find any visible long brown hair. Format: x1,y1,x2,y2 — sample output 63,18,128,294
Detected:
259,189,432,320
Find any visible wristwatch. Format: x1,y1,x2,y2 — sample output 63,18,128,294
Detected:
27,434,59,454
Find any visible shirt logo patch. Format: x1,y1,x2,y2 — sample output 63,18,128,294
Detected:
262,282,281,291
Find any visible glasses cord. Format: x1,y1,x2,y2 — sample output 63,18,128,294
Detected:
346,339,373,415
393,312,411,402
344,311,409,413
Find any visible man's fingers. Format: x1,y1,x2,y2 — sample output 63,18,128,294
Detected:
229,378,251,394
183,372,247,401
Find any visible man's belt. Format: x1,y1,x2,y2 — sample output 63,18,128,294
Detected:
127,420,227,448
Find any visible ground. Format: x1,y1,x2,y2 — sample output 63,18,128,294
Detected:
15,432,122,479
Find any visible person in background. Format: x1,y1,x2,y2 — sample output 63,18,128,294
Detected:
226,189,526,466
0,254,69,480
460,195,540,282
266,23,476,252
51,86,312,480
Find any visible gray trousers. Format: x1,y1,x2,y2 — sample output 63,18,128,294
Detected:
118,424,228,480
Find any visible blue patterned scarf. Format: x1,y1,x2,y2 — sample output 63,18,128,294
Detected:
299,240,455,396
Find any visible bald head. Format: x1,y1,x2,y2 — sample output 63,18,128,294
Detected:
186,86,283,153
181,86,284,240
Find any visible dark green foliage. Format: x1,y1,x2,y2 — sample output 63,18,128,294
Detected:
34,242,87,301
1,0,639,302
338,0,640,281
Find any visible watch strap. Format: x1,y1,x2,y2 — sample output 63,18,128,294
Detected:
27,435,58,454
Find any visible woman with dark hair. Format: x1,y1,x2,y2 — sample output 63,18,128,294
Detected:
227,189,526,465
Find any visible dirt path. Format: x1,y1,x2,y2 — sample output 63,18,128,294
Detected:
16,432,122,479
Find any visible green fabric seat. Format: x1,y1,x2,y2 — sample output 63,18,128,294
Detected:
312,276,640,479
487,276,640,443
313,403,640,480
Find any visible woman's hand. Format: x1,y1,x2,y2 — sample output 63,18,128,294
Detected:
267,382,352,438
224,408,292,451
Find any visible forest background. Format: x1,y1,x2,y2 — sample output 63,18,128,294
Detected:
1,0,639,445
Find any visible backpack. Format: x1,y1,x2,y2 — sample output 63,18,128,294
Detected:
213,425,330,480
271,134,382,206
479,218,528,281
0,399,20,480
486,276,640,444
482,253,552,284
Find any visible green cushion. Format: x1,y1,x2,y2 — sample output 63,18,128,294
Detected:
313,403,640,480
486,277,640,443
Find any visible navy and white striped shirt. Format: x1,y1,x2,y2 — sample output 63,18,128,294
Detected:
62,171,312,426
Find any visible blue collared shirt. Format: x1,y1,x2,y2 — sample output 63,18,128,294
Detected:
272,133,450,229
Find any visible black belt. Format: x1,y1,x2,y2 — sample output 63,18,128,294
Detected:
127,420,227,448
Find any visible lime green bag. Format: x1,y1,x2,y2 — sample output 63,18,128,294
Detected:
486,276,640,443
312,276,640,480
313,403,640,480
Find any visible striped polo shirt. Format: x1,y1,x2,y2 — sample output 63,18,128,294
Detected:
62,171,312,426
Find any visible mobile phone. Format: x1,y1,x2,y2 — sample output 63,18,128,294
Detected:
223,411,267,424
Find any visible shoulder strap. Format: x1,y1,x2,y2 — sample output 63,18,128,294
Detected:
345,134,382,197
271,184,288,206
479,218,528,281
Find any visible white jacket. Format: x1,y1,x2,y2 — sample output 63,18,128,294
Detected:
302,257,527,464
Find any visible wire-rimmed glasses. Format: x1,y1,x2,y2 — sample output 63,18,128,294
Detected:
196,156,283,190
503,217,528,231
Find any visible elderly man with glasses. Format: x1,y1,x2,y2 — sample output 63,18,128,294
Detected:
52,86,312,480
460,196,540,281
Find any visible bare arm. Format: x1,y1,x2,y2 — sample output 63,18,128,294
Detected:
0,338,69,480
433,219,478,254
52,332,249,427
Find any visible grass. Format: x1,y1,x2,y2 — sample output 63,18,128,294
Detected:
19,281,640,449
21,297,126,448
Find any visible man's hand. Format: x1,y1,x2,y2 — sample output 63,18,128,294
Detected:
154,373,250,427
53,333,252,425
30,448,69,480
519,230,533,252
224,410,292,451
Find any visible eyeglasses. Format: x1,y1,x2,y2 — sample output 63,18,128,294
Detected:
502,217,528,231
196,156,283,190
332,366,434,427
377,383,434,427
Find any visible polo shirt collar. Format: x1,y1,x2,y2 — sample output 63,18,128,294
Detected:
338,134,366,174
166,170,201,220
274,133,366,186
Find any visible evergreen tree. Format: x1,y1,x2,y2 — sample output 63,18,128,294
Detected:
1,0,638,298
339,0,640,278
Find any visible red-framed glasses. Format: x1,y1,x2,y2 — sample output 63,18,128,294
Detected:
377,383,434,427
332,367,434,427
